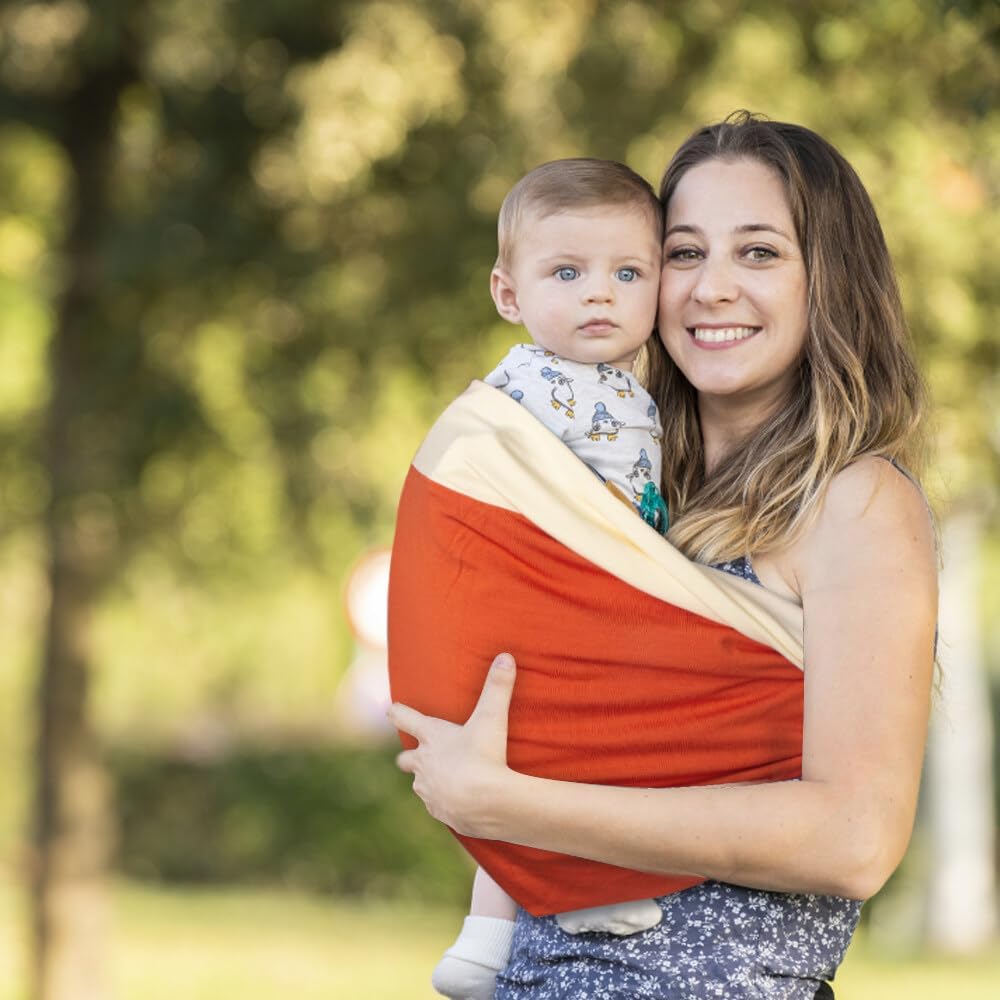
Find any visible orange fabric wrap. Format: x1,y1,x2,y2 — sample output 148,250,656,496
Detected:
388,466,804,916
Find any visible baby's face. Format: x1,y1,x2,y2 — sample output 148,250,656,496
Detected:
494,206,661,371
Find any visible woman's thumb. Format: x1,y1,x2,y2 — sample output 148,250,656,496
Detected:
468,653,516,729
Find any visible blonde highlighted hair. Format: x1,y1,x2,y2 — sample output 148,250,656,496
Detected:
496,158,663,270
649,112,928,563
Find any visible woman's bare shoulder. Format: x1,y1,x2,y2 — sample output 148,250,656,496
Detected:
822,455,932,533
757,457,935,601
801,455,937,591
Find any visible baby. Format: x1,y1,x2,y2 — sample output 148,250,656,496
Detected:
432,158,668,999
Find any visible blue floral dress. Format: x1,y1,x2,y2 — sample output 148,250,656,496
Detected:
494,557,861,1000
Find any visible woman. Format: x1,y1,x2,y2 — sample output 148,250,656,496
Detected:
390,113,938,999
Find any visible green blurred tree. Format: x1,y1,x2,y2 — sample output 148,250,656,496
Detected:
0,1,363,995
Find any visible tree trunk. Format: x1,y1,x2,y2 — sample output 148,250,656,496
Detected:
31,57,132,1000
924,511,997,951
32,563,115,1000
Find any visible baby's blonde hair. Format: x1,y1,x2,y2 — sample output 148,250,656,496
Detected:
496,158,663,270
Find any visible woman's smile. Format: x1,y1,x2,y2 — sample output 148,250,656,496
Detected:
688,324,761,347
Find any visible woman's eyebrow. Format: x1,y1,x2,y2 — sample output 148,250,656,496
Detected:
664,222,794,240
736,223,794,240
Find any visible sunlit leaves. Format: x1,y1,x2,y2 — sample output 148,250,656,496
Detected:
256,3,466,205
146,0,238,94
0,0,90,94
0,279,51,420
484,0,593,130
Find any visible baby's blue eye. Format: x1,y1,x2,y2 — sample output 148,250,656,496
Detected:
616,267,639,282
555,266,579,281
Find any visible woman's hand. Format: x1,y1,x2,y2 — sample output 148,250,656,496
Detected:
390,653,517,837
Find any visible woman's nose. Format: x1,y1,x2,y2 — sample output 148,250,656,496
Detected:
692,257,738,304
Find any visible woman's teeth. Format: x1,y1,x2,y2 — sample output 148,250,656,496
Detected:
691,326,758,343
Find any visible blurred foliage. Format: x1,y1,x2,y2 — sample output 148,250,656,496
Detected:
0,0,996,891
112,744,471,904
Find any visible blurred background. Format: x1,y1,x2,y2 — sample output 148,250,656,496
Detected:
0,1,997,997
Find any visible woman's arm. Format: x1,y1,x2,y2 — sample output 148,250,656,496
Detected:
393,459,937,899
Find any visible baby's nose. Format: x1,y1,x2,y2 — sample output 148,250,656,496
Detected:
584,276,613,302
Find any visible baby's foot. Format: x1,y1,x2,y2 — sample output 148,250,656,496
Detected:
431,915,515,999
555,897,663,936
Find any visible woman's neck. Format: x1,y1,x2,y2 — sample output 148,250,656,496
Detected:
698,393,775,475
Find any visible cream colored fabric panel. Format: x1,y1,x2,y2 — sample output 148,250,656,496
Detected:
413,381,804,669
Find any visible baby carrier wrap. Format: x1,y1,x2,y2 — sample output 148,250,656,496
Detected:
388,382,805,916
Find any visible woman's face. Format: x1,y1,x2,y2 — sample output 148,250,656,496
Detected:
658,158,809,413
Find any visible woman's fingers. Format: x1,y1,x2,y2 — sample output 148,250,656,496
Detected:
388,655,518,835
467,653,516,735
387,701,428,740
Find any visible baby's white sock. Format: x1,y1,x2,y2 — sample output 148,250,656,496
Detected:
555,897,663,935
431,915,515,1000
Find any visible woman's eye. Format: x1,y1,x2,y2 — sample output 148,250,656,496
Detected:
616,267,639,282
746,246,778,261
666,247,702,262
554,266,579,281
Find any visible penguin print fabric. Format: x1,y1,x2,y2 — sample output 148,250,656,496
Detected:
388,382,806,917
483,345,663,506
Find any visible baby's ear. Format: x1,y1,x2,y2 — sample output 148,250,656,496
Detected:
490,267,521,325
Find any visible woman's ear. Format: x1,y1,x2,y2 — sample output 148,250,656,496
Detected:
490,267,522,325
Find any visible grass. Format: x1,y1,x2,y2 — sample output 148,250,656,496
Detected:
1,878,999,999
0,879,455,1000
834,934,1000,1000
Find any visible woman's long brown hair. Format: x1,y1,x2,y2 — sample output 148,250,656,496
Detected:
648,111,929,563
